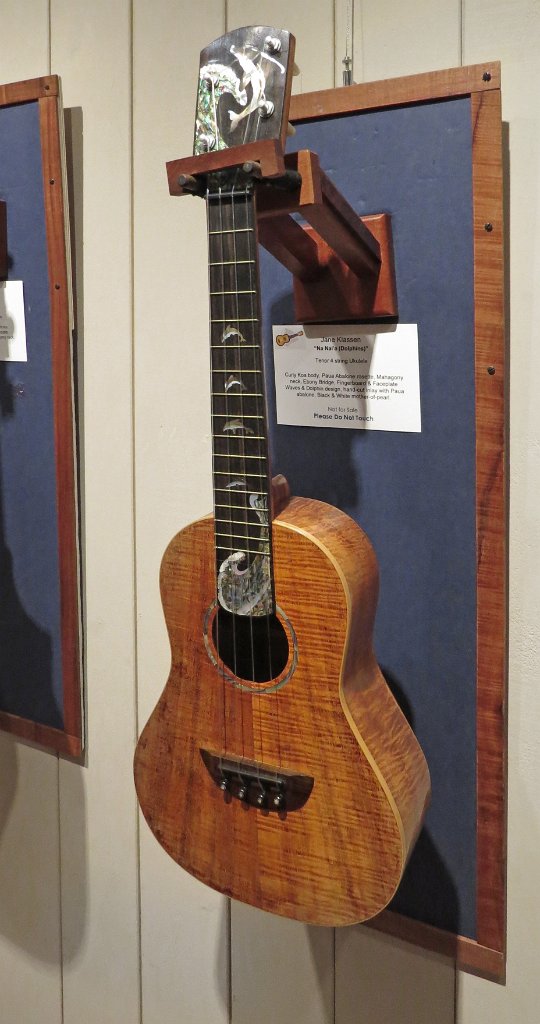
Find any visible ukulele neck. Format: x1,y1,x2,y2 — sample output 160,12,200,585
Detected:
207,179,275,615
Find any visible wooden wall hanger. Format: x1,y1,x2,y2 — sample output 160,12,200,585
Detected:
166,139,397,323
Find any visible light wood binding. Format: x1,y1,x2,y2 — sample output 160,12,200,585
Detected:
134,497,430,925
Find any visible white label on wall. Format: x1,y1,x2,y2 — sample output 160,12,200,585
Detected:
0,281,27,362
273,323,421,432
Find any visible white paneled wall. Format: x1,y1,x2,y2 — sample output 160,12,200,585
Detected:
0,2,539,1022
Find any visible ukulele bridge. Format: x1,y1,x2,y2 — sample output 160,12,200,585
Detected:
200,748,313,812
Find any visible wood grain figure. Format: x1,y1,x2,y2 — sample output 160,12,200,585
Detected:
135,498,430,925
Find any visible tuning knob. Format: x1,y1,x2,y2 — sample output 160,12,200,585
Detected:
198,133,215,152
258,99,275,119
219,775,229,792
237,782,248,801
273,789,285,810
264,36,282,54
255,786,266,808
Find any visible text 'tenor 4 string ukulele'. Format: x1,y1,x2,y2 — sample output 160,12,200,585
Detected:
134,26,430,926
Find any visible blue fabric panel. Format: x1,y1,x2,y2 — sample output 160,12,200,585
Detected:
0,100,64,729
260,97,477,938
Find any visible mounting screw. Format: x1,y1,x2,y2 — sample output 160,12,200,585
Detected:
49,178,55,185
482,71,492,82
487,365,496,375
484,222,493,232
14,382,25,396
55,283,61,290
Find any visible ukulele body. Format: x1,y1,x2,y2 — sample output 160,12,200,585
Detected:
134,496,430,926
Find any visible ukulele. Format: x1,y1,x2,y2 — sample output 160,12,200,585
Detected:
134,25,430,926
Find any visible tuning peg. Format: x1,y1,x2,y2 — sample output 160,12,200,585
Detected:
258,99,275,119
264,35,282,55
286,123,296,138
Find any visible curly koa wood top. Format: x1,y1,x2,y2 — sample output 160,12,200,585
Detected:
134,497,430,925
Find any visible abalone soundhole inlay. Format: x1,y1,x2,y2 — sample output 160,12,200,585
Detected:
212,606,289,683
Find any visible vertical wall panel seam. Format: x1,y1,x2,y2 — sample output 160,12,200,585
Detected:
56,756,65,1024
460,0,464,66
358,0,365,83
48,0,52,75
129,0,144,1020
333,0,338,88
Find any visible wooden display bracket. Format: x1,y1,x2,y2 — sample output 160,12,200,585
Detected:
0,200,7,279
166,139,397,322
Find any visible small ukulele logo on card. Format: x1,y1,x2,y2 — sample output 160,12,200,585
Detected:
275,330,304,347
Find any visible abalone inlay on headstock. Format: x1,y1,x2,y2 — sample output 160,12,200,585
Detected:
193,26,293,155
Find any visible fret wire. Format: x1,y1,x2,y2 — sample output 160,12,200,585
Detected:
213,453,266,460
215,516,268,525
215,491,265,498
215,530,269,540
208,228,255,234
214,471,266,478
211,414,264,420
210,289,257,295
216,546,270,558
210,344,258,349
212,392,261,397
210,317,258,323
213,435,265,441
208,259,255,266
212,368,261,373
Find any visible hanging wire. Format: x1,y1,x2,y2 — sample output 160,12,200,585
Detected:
342,0,354,86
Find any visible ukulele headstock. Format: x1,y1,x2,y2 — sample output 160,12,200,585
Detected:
193,26,295,157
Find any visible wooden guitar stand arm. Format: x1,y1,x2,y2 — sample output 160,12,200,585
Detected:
166,140,397,322
0,201,7,280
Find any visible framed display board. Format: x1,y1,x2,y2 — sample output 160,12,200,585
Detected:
257,63,506,979
0,76,82,756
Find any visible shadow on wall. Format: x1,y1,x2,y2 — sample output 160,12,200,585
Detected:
0,734,88,963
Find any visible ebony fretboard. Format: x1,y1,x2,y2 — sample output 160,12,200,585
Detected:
206,183,274,609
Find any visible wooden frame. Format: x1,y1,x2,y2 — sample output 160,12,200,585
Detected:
0,76,82,757
290,62,506,981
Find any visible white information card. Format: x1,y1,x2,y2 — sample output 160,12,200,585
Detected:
0,281,27,362
273,323,421,433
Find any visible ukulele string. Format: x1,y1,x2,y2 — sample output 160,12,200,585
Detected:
244,184,282,779
239,50,282,782
239,71,266,782
221,180,248,769
207,182,228,761
239,181,266,784
228,172,250,763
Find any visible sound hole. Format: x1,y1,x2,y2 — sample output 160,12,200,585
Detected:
212,607,289,683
